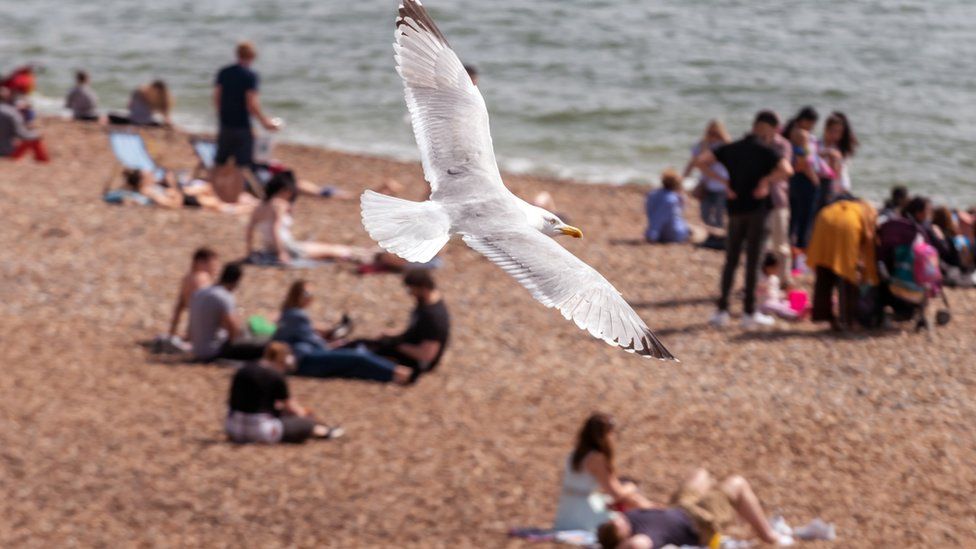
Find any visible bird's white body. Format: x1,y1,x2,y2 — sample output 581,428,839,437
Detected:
360,0,675,360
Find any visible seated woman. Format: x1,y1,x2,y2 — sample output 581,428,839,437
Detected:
273,280,413,384
0,86,49,162
644,169,690,244
596,469,794,548
245,172,375,264
553,413,653,533
108,80,173,127
225,342,343,444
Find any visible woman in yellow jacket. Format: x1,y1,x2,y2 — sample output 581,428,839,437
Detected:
806,196,878,331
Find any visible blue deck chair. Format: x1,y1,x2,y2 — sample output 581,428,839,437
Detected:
108,131,166,182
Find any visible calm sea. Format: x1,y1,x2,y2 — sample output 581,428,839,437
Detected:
3,0,974,202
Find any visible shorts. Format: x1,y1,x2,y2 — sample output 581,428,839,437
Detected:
670,484,736,545
216,126,254,168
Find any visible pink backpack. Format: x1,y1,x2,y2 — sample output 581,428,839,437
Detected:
912,237,942,292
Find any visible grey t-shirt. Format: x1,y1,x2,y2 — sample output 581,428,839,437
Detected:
188,285,235,360
65,85,99,118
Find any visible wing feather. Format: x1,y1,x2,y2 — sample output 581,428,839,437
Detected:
463,229,676,360
395,0,506,199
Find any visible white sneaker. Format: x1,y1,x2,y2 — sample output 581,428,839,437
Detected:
741,312,775,329
709,310,731,327
794,518,836,541
769,515,795,546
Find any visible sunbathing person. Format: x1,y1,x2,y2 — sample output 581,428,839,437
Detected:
104,169,254,213
165,247,220,347
596,469,794,548
225,342,342,444
245,172,374,264
272,280,413,384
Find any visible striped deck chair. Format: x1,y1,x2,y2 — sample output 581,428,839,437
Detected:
108,131,166,181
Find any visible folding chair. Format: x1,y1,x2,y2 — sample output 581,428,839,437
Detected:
105,131,166,192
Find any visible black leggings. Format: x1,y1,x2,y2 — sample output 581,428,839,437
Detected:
280,416,316,443
718,210,767,314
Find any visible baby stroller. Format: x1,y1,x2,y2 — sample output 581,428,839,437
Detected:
874,217,951,330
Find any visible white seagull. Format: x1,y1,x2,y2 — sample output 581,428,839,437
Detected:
361,0,676,360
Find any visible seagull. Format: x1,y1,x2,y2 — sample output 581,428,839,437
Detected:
361,0,675,360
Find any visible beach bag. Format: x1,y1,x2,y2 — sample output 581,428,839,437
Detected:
888,243,925,305
912,237,941,292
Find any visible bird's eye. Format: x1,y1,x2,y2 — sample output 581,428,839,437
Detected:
548,218,557,224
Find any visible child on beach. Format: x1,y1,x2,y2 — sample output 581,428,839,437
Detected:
758,253,800,320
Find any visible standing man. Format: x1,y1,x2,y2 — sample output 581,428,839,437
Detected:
212,41,278,201
696,110,793,329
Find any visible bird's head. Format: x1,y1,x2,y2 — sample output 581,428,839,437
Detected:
524,203,583,239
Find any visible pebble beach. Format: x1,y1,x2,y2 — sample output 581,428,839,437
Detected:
1,119,974,547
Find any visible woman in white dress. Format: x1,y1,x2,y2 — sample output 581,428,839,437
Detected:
553,413,653,532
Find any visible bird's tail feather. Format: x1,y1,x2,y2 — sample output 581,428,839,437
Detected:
360,190,451,263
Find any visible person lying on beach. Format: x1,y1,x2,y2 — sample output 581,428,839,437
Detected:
644,169,690,244
0,86,49,162
108,80,173,127
245,172,375,264
165,247,220,348
272,280,414,384
337,269,449,383
188,262,266,362
225,342,343,444
596,469,795,548
104,169,255,213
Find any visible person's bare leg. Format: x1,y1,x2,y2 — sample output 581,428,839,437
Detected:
719,475,779,544
392,365,413,385
298,242,375,263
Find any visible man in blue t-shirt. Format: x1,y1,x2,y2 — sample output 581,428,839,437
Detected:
212,42,279,197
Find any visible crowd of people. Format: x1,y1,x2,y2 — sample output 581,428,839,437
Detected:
643,107,973,332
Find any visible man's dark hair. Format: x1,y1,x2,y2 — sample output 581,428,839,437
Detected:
403,268,436,290
123,169,143,190
903,196,929,219
76,70,89,84
219,262,244,286
796,105,819,122
264,171,297,202
192,247,218,263
887,185,909,208
763,252,779,270
753,109,780,128
597,521,623,549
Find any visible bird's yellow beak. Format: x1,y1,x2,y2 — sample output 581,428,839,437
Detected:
559,225,583,239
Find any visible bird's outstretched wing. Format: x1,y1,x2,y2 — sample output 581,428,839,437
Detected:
462,228,676,360
395,0,506,199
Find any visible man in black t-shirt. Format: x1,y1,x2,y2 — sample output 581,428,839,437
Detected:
696,110,793,329
212,41,279,199
345,269,450,382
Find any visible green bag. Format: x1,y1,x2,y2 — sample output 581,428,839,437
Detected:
247,315,277,337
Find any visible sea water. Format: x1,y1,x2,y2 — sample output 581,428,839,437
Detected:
2,0,974,202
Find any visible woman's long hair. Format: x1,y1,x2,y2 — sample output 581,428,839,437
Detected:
932,206,958,239
281,280,308,313
570,412,616,472
141,80,172,114
781,106,819,140
825,111,859,157
264,171,298,203
702,119,731,146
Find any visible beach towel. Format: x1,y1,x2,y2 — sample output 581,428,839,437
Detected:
508,527,596,547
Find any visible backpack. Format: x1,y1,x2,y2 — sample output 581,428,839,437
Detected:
912,236,941,291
